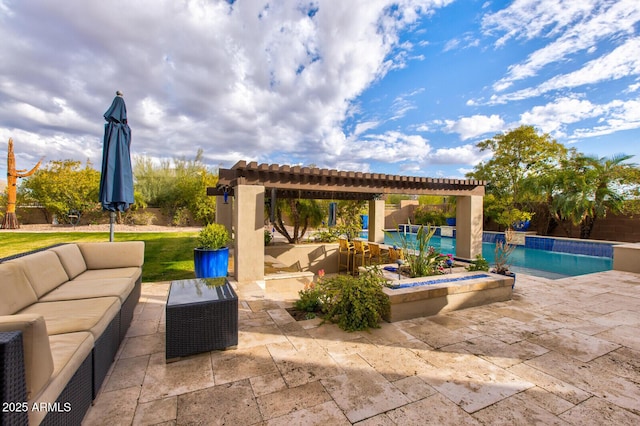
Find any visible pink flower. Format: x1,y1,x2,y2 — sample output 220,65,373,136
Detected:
318,269,325,278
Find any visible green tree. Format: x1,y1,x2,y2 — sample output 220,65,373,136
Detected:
272,198,324,243
336,200,367,239
133,150,218,225
552,153,638,239
21,160,100,223
467,125,567,228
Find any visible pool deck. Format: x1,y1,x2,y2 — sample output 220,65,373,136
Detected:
82,270,640,425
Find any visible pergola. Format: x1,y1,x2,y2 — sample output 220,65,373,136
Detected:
209,160,486,282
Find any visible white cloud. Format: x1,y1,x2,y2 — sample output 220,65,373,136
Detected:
353,121,380,136
428,144,486,165
519,96,601,134
352,131,432,162
441,114,505,140
517,96,640,139
571,100,640,138
484,0,640,90
489,37,640,104
0,0,451,173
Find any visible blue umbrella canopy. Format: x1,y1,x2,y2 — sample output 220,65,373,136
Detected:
99,91,134,212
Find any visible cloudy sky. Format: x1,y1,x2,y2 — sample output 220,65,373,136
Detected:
1,0,639,182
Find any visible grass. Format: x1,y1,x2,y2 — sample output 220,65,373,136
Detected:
0,232,199,282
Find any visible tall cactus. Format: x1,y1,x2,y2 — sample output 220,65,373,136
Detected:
1,138,42,229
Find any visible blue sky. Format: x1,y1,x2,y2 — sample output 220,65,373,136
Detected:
1,0,639,183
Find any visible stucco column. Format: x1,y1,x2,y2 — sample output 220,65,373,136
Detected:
233,184,265,283
456,195,483,260
215,195,233,237
368,199,386,243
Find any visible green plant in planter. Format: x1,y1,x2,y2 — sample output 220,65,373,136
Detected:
384,224,448,277
466,254,490,272
197,223,231,249
493,228,516,274
264,229,273,246
318,269,390,331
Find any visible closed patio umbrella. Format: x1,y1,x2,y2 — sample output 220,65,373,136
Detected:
99,91,134,242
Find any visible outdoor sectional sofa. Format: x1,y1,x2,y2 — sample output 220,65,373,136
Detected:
0,241,144,426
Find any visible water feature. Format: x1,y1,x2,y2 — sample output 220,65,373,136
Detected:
383,231,613,279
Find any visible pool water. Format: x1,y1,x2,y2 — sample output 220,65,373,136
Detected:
383,232,612,279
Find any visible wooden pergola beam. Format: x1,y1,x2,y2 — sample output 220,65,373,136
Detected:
209,160,486,199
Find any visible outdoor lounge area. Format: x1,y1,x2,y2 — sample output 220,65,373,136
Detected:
80,269,640,425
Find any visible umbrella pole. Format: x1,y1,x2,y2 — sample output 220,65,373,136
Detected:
109,212,116,242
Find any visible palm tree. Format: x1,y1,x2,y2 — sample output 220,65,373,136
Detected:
555,153,635,239
272,198,324,243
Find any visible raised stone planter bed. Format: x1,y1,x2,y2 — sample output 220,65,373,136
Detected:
374,266,514,322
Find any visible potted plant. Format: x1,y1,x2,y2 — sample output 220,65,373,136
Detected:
194,223,231,278
492,227,516,288
444,197,456,226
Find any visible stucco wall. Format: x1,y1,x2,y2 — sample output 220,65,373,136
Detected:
265,243,339,274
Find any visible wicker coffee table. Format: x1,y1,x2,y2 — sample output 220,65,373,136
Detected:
165,278,238,362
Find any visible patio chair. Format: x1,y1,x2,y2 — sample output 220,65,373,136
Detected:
338,238,354,273
368,242,387,264
353,239,371,271
388,246,404,263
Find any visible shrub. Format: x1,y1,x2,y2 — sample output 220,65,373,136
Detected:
197,223,230,249
413,207,446,226
318,270,390,331
466,254,490,272
294,283,323,313
311,228,340,242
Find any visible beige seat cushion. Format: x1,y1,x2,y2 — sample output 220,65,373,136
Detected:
0,314,54,401
39,278,134,304
0,263,38,315
50,244,87,279
18,297,120,338
78,241,145,269
8,251,70,298
73,267,141,282
28,331,94,426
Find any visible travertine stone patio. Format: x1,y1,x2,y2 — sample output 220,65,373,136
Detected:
83,270,640,425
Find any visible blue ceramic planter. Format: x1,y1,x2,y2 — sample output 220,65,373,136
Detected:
513,220,531,231
445,217,456,226
194,247,229,278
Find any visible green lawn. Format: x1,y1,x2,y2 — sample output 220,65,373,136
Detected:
0,232,199,282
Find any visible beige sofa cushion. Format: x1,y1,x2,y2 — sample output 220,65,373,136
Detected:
18,297,120,338
0,263,38,315
8,251,70,298
28,331,94,426
50,244,87,279
78,241,145,269
0,314,54,401
39,278,134,304
73,267,141,282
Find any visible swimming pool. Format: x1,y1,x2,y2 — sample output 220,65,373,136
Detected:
383,232,612,279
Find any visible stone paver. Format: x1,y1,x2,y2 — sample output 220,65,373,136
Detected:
83,271,640,425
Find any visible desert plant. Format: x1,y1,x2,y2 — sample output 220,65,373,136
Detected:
294,283,323,314
264,229,273,245
197,223,230,250
493,228,516,274
318,269,390,331
385,224,448,277
466,254,490,272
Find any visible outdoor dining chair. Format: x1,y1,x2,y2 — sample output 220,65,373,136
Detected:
338,238,355,273
388,246,405,262
368,242,388,264
353,239,372,271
